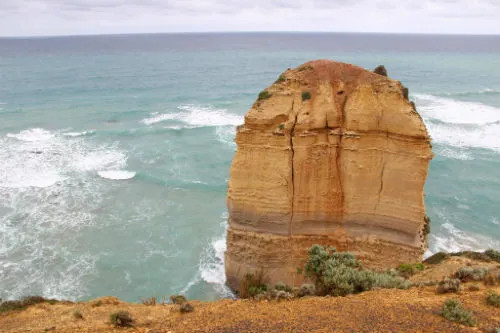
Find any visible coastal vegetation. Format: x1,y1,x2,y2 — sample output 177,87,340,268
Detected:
440,299,476,326
109,310,134,327
258,90,272,100
301,91,311,101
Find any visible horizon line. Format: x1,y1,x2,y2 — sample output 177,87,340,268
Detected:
1,30,499,39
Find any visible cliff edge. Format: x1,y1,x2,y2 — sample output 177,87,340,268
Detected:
225,60,434,291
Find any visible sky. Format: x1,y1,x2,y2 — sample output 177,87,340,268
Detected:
1,0,500,37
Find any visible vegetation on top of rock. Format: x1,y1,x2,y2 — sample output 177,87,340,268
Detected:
275,74,286,83
424,252,449,265
486,291,500,308
440,299,476,326
298,65,314,72
302,245,410,297
373,65,388,77
109,310,134,327
302,91,311,101
258,90,272,101
436,278,461,294
0,296,55,313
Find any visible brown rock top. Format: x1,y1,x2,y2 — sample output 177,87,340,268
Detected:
225,60,434,290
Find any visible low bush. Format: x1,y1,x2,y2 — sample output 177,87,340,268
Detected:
275,74,286,83
486,291,500,308
397,263,425,278
436,278,461,294
440,299,475,326
169,295,187,304
258,90,272,101
180,302,194,313
302,91,311,101
0,296,51,313
109,311,134,327
240,271,267,298
485,249,500,263
302,245,410,297
72,309,84,320
298,65,314,72
274,282,292,293
298,283,316,297
484,270,500,286
456,267,489,281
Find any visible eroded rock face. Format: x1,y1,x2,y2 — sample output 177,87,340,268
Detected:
225,60,433,291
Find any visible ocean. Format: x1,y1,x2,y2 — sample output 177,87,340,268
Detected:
0,33,499,302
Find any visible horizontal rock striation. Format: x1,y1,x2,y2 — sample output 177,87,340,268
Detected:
225,60,433,291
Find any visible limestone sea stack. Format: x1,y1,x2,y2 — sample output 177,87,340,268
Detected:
225,60,434,291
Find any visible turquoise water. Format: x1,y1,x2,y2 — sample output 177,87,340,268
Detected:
0,33,499,302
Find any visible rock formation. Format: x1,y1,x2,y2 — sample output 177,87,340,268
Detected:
225,60,433,291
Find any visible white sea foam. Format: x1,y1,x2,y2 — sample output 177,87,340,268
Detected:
7,128,55,142
141,105,243,128
198,213,234,298
415,94,500,153
98,170,136,180
63,130,95,137
0,128,130,300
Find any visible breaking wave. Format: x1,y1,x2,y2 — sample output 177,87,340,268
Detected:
141,105,243,128
0,128,131,300
415,94,500,154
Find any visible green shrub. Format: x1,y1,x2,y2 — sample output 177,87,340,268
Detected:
275,74,286,83
278,123,285,131
298,65,314,72
109,311,134,327
275,290,293,301
302,91,311,101
302,245,410,297
240,272,267,298
0,296,50,313
436,278,461,294
397,263,424,278
456,267,489,281
485,249,500,263
274,282,292,293
423,216,431,235
440,299,476,326
258,90,272,101
298,283,316,297
486,291,500,307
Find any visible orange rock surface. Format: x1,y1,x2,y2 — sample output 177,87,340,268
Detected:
225,60,433,290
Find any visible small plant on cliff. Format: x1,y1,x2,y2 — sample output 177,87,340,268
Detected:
110,310,134,327
456,267,489,282
180,302,194,313
72,309,84,320
302,91,311,101
275,74,286,83
298,65,314,72
302,245,410,297
258,90,272,101
240,271,268,298
440,299,476,326
486,291,500,308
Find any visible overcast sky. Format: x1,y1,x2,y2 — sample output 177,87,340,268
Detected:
1,0,499,37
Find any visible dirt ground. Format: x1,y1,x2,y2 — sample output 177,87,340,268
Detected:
1,257,499,333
